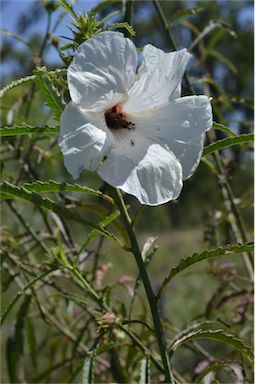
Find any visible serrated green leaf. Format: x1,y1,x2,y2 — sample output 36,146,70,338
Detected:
82,355,94,384
56,0,79,21
22,180,113,204
212,122,236,137
34,69,65,120
0,75,35,98
0,125,59,136
167,7,204,27
0,69,66,98
169,329,253,362
157,243,254,300
203,134,254,156
104,22,135,36
195,361,245,384
0,182,118,243
139,357,151,384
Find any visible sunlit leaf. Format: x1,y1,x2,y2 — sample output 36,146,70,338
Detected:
0,125,58,136
34,69,65,120
23,180,113,204
203,134,254,156
56,0,79,22
0,69,66,98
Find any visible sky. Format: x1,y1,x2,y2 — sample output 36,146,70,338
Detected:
1,0,103,77
0,0,253,79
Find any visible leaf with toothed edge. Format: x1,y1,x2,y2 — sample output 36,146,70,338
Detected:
0,125,59,136
22,180,113,204
157,243,254,300
34,69,65,120
168,329,253,362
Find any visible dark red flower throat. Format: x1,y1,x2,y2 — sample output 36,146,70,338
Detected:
105,105,135,131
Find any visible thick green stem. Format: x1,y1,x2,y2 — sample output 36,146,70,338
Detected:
113,188,174,383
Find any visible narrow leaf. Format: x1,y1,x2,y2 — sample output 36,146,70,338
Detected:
212,122,236,137
204,48,238,74
157,243,254,300
169,329,253,362
203,134,254,156
78,210,121,254
0,125,58,136
1,182,117,243
23,180,113,204
167,7,204,27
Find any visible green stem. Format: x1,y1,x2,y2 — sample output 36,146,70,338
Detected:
113,188,174,383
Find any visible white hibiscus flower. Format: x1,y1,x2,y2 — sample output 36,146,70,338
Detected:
59,31,212,205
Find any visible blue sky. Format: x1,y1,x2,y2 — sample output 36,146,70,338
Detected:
1,0,103,77
1,0,253,79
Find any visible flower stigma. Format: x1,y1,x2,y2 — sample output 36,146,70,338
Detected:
104,104,135,131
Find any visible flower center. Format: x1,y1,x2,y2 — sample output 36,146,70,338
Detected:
104,105,135,131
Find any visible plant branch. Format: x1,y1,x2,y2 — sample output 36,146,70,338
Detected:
113,188,175,383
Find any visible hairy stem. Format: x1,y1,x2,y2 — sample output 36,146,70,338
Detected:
113,188,174,383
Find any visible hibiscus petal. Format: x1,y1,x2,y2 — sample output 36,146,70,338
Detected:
68,31,137,111
132,95,213,179
123,45,192,114
59,103,114,179
97,134,183,205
